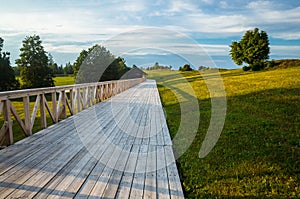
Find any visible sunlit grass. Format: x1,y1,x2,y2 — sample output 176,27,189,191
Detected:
147,67,300,198
53,76,75,86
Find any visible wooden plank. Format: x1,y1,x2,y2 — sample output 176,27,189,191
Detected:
6,147,77,199
0,121,8,141
115,145,139,199
56,91,62,118
69,89,74,113
52,92,58,123
65,93,74,115
3,100,13,145
156,145,170,199
129,144,148,199
31,95,40,129
88,143,124,198
0,118,81,176
0,100,3,115
164,146,185,199
40,93,47,128
23,96,32,136
100,94,143,198
61,91,67,119
143,145,157,199
9,101,27,136
0,143,71,197
74,102,128,198
31,148,92,199
101,144,132,198
44,96,56,123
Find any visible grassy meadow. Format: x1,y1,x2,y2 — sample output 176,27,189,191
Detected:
147,66,300,198
1,66,299,198
53,75,75,86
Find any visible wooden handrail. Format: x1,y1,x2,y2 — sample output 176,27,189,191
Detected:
0,78,146,146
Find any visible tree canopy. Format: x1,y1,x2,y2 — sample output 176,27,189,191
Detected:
229,28,270,71
146,62,172,70
16,35,54,88
179,64,193,71
74,45,130,83
0,37,19,91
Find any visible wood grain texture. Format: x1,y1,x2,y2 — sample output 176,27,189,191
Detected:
0,79,184,198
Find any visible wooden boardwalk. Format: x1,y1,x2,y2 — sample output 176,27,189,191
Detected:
0,80,184,199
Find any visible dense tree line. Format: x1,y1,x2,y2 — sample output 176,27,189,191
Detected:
73,45,130,83
145,62,172,70
0,38,19,91
179,64,193,71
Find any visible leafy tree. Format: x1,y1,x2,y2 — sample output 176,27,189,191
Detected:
179,64,193,71
146,62,172,70
16,35,54,88
0,37,19,91
48,53,60,75
74,45,130,83
199,65,209,70
12,66,20,76
64,62,73,75
230,28,270,71
73,49,89,77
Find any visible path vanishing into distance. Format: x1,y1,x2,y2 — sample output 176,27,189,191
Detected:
0,79,184,198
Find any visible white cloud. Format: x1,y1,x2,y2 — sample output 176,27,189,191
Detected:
166,0,199,13
219,1,229,9
120,1,145,12
1,0,299,66
247,1,273,9
201,0,214,5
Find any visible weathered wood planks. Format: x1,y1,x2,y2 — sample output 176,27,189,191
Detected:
0,79,184,198
0,78,145,145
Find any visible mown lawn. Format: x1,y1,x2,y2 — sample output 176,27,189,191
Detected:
147,67,300,198
53,75,75,86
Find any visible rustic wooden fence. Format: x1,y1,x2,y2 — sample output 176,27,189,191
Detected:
0,78,145,146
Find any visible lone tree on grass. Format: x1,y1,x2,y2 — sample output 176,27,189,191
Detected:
0,37,19,91
179,64,193,71
229,28,270,71
16,35,54,88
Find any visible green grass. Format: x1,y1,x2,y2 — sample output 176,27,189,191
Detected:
53,76,75,86
147,67,300,198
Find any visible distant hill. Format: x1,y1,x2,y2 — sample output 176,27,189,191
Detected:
271,59,300,69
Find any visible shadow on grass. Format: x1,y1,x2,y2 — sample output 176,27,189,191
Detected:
160,86,299,198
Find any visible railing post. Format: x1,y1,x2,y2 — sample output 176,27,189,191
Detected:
3,100,13,145
69,89,74,113
40,94,47,129
52,92,58,123
61,91,67,119
23,96,32,135
76,88,81,113
96,85,100,103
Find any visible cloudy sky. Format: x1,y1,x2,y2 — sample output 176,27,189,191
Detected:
1,0,300,69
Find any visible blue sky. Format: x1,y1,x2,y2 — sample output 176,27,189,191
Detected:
1,0,300,69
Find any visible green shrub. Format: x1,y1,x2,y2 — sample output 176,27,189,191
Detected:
242,66,251,71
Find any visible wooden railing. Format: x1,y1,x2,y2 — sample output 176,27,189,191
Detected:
0,78,145,146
